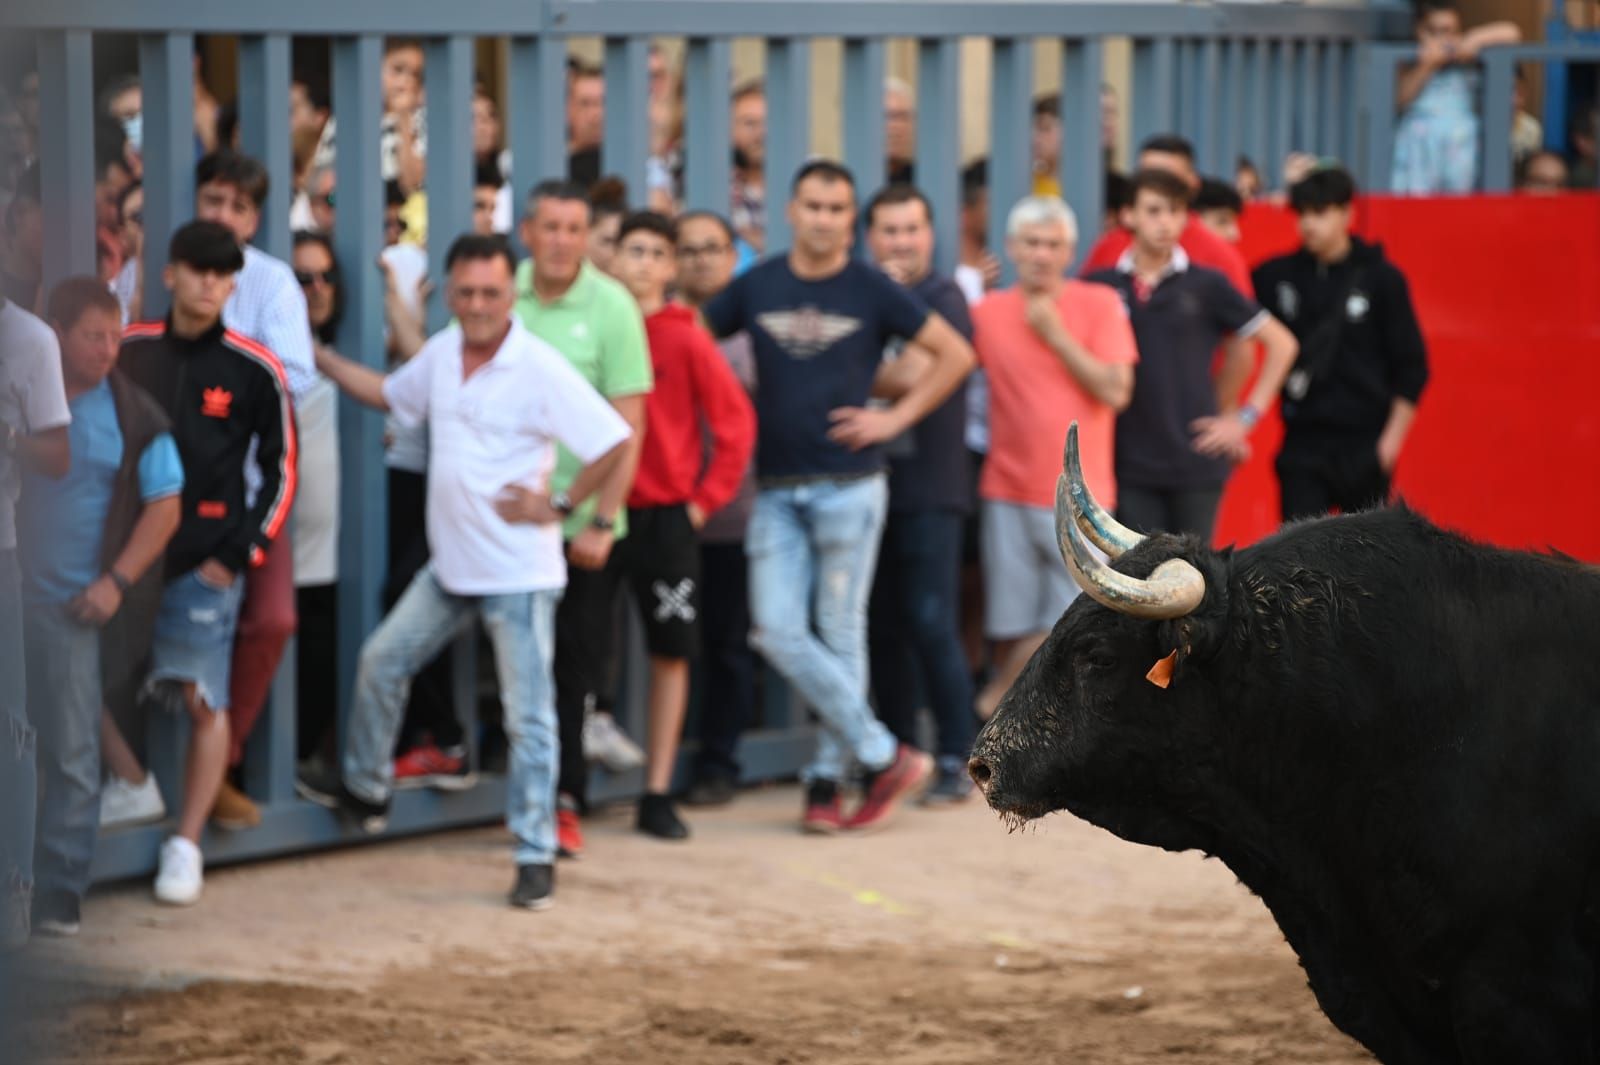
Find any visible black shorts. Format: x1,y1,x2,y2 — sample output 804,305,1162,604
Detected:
617,504,702,659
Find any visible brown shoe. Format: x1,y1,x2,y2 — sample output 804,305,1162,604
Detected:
210,780,262,830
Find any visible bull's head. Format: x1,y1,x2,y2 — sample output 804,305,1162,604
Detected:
968,423,1232,845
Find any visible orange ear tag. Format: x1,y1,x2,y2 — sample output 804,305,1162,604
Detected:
1145,651,1177,689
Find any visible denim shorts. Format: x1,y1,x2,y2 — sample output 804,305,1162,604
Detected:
146,568,245,713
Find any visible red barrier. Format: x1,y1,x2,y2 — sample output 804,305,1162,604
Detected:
1215,195,1600,561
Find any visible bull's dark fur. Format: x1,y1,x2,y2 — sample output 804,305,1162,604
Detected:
971,506,1600,1064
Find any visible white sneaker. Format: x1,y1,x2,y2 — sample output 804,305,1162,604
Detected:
101,773,166,828
582,710,645,772
153,837,203,906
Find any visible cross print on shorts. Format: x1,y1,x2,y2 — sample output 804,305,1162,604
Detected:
652,578,697,623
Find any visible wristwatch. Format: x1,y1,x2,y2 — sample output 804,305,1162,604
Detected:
1236,404,1261,430
590,513,616,532
550,490,574,517
106,569,132,594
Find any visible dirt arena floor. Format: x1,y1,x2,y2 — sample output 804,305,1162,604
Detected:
19,784,1372,1064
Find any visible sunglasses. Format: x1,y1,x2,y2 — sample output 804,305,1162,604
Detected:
295,269,338,287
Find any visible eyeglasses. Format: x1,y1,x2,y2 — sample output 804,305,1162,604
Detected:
678,243,731,259
295,269,337,287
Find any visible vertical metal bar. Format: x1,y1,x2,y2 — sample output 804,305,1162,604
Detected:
243,639,298,804
1481,49,1515,192
36,31,97,293
917,37,961,277
1131,37,1177,149
1362,45,1401,193
1061,37,1104,274
683,36,733,214
331,35,387,734
238,34,293,263
1176,39,1198,148
426,34,475,331
1270,40,1297,188
508,35,568,255
764,37,812,253
842,38,887,195
603,36,652,205
139,33,197,320
1298,40,1320,161
1196,38,1222,175
988,36,1033,287
1243,37,1269,179
1319,40,1344,161
1343,42,1361,170
1217,37,1244,183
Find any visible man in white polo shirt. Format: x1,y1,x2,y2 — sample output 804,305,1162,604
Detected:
308,234,630,911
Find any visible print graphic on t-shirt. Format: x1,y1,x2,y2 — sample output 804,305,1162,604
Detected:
652,577,697,623
755,306,864,359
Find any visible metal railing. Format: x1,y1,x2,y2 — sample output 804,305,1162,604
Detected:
9,0,1400,881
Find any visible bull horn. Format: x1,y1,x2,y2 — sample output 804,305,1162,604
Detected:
1055,466,1206,621
1063,423,1144,558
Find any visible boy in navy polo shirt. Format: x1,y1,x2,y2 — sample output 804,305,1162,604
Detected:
1087,169,1298,539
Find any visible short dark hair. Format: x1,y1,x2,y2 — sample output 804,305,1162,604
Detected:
960,158,988,207
1193,177,1243,215
168,219,245,274
475,159,503,191
195,150,270,210
94,115,129,184
1129,167,1192,208
617,209,677,248
526,178,591,219
293,69,331,113
1138,134,1196,161
97,73,142,119
1413,0,1458,22
384,179,407,209
865,183,932,229
588,176,629,219
791,159,855,197
1288,165,1357,212
675,209,736,246
445,232,517,276
47,276,121,331
1031,94,1060,120
1104,170,1134,214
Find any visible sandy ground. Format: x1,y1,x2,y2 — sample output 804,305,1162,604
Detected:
16,784,1372,1064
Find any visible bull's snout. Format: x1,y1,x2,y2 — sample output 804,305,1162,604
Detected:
967,754,995,796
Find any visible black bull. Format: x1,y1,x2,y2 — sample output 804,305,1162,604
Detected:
967,424,1600,1064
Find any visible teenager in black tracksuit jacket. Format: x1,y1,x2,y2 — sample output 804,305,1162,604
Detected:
1252,167,1428,522
118,317,297,585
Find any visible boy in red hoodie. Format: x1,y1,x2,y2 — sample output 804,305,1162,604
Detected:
611,211,757,840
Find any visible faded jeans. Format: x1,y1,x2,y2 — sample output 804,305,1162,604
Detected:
747,475,896,783
343,565,562,866
0,550,35,938
24,603,102,904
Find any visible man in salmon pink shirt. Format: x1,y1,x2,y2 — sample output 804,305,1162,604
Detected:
610,211,756,841
972,195,1137,720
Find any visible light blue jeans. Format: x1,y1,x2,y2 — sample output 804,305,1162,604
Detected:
343,565,561,866
747,475,896,783
24,602,102,904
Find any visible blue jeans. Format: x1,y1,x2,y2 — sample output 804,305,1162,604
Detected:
747,475,896,783
868,509,976,763
343,565,562,866
25,602,101,904
0,550,35,937
147,569,246,713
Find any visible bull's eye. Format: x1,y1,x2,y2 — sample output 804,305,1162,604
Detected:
1077,648,1117,673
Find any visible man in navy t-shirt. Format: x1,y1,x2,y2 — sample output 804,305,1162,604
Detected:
702,160,974,834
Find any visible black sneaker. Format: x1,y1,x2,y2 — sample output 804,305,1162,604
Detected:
636,793,690,841
682,774,737,808
32,892,80,938
510,863,554,910
298,774,390,835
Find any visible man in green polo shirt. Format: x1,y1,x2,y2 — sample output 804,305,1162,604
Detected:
515,179,651,859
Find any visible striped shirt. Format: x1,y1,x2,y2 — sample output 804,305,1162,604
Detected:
225,245,317,403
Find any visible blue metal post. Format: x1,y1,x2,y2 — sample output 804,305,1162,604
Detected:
331,35,387,736
36,31,98,293
683,36,733,215
1243,37,1269,179
1343,43,1362,169
426,34,475,330
1362,44,1404,193
1131,37,1177,149
139,33,197,320
603,36,653,206
1196,38,1221,175
916,37,961,277
988,36,1033,286
1218,37,1244,182
765,37,812,253
1298,40,1320,159
238,34,293,263
1269,39,1296,187
508,35,568,253
842,37,887,196
1176,39,1198,148
1061,37,1104,273
1481,49,1515,192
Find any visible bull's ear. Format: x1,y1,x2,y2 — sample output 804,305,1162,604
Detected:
1159,613,1226,676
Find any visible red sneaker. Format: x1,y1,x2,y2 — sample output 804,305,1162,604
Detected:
557,802,585,859
393,740,474,791
801,780,844,835
844,746,934,832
